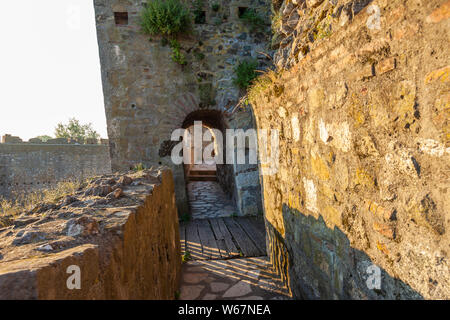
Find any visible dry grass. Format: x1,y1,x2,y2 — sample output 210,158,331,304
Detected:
0,180,84,224
248,69,284,104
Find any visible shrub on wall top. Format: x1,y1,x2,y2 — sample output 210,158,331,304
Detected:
140,0,191,36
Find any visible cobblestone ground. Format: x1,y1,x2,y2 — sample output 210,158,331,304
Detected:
187,181,237,220
179,257,291,300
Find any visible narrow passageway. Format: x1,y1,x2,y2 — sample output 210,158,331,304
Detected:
178,111,289,300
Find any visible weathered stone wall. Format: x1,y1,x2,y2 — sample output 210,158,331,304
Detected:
0,142,111,199
253,0,450,299
0,168,180,299
94,0,270,216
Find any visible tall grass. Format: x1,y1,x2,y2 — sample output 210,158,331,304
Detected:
0,180,83,225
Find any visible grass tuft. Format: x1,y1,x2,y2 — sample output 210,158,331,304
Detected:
233,59,259,90
0,180,83,224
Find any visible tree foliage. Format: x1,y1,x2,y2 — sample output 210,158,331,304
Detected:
54,118,100,144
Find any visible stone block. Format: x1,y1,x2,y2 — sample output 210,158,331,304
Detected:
376,57,396,75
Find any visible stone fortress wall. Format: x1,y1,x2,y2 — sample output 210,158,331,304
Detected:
0,135,112,198
253,0,450,299
93,0,450,299
94,0,272,216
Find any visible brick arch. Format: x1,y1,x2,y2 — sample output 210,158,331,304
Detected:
162,93,226,134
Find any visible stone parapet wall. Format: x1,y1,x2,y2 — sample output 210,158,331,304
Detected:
0,169,180,299
254,0,450,299
0,144,112,198
1,134,108,145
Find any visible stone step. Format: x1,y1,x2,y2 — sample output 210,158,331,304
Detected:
189,170,216,176
188,175,218,182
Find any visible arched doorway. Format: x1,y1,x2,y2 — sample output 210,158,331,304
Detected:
181,110,237,220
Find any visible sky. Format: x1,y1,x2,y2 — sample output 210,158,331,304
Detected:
0,0,108,141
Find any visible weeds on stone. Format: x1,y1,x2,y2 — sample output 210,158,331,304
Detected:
0,180,83,224
182,250,192,263
314,15,333,41
239,8,266,32
133,163,146,172
233,59,258,90
270,6,283,48
169,39,187,65
248,69,283,104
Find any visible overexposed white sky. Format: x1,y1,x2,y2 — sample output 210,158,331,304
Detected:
0,0,107,141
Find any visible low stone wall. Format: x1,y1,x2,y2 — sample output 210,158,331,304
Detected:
0,168,180,299
0,143,111,198
254,0,450,299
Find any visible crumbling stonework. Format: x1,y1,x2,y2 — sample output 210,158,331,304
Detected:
94,0,271,216
0,168,180,299
253,0,450,299
0,139,111,199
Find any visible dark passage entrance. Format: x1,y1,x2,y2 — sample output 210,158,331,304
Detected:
181,110,238,220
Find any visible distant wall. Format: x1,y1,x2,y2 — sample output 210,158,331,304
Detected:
0,143,111,198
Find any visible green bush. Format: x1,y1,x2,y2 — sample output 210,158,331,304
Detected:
233,60,258,89
133,163,146,172
212,3,220,12
140,0,191,37
239,8,265,32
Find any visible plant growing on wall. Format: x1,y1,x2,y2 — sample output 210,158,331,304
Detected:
233,59,259,90
140,0,191,66
169,39,187,65
140,0,191,37
239,8,266,32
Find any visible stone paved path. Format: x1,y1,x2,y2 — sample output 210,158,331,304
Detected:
187,181,237,219
179,257,291,300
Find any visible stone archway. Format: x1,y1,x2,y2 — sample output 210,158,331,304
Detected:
180,109,239,219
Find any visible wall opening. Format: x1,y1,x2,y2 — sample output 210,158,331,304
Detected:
114,12,129,25
194,11,206,24
238,7,249,18
181,110,238,220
